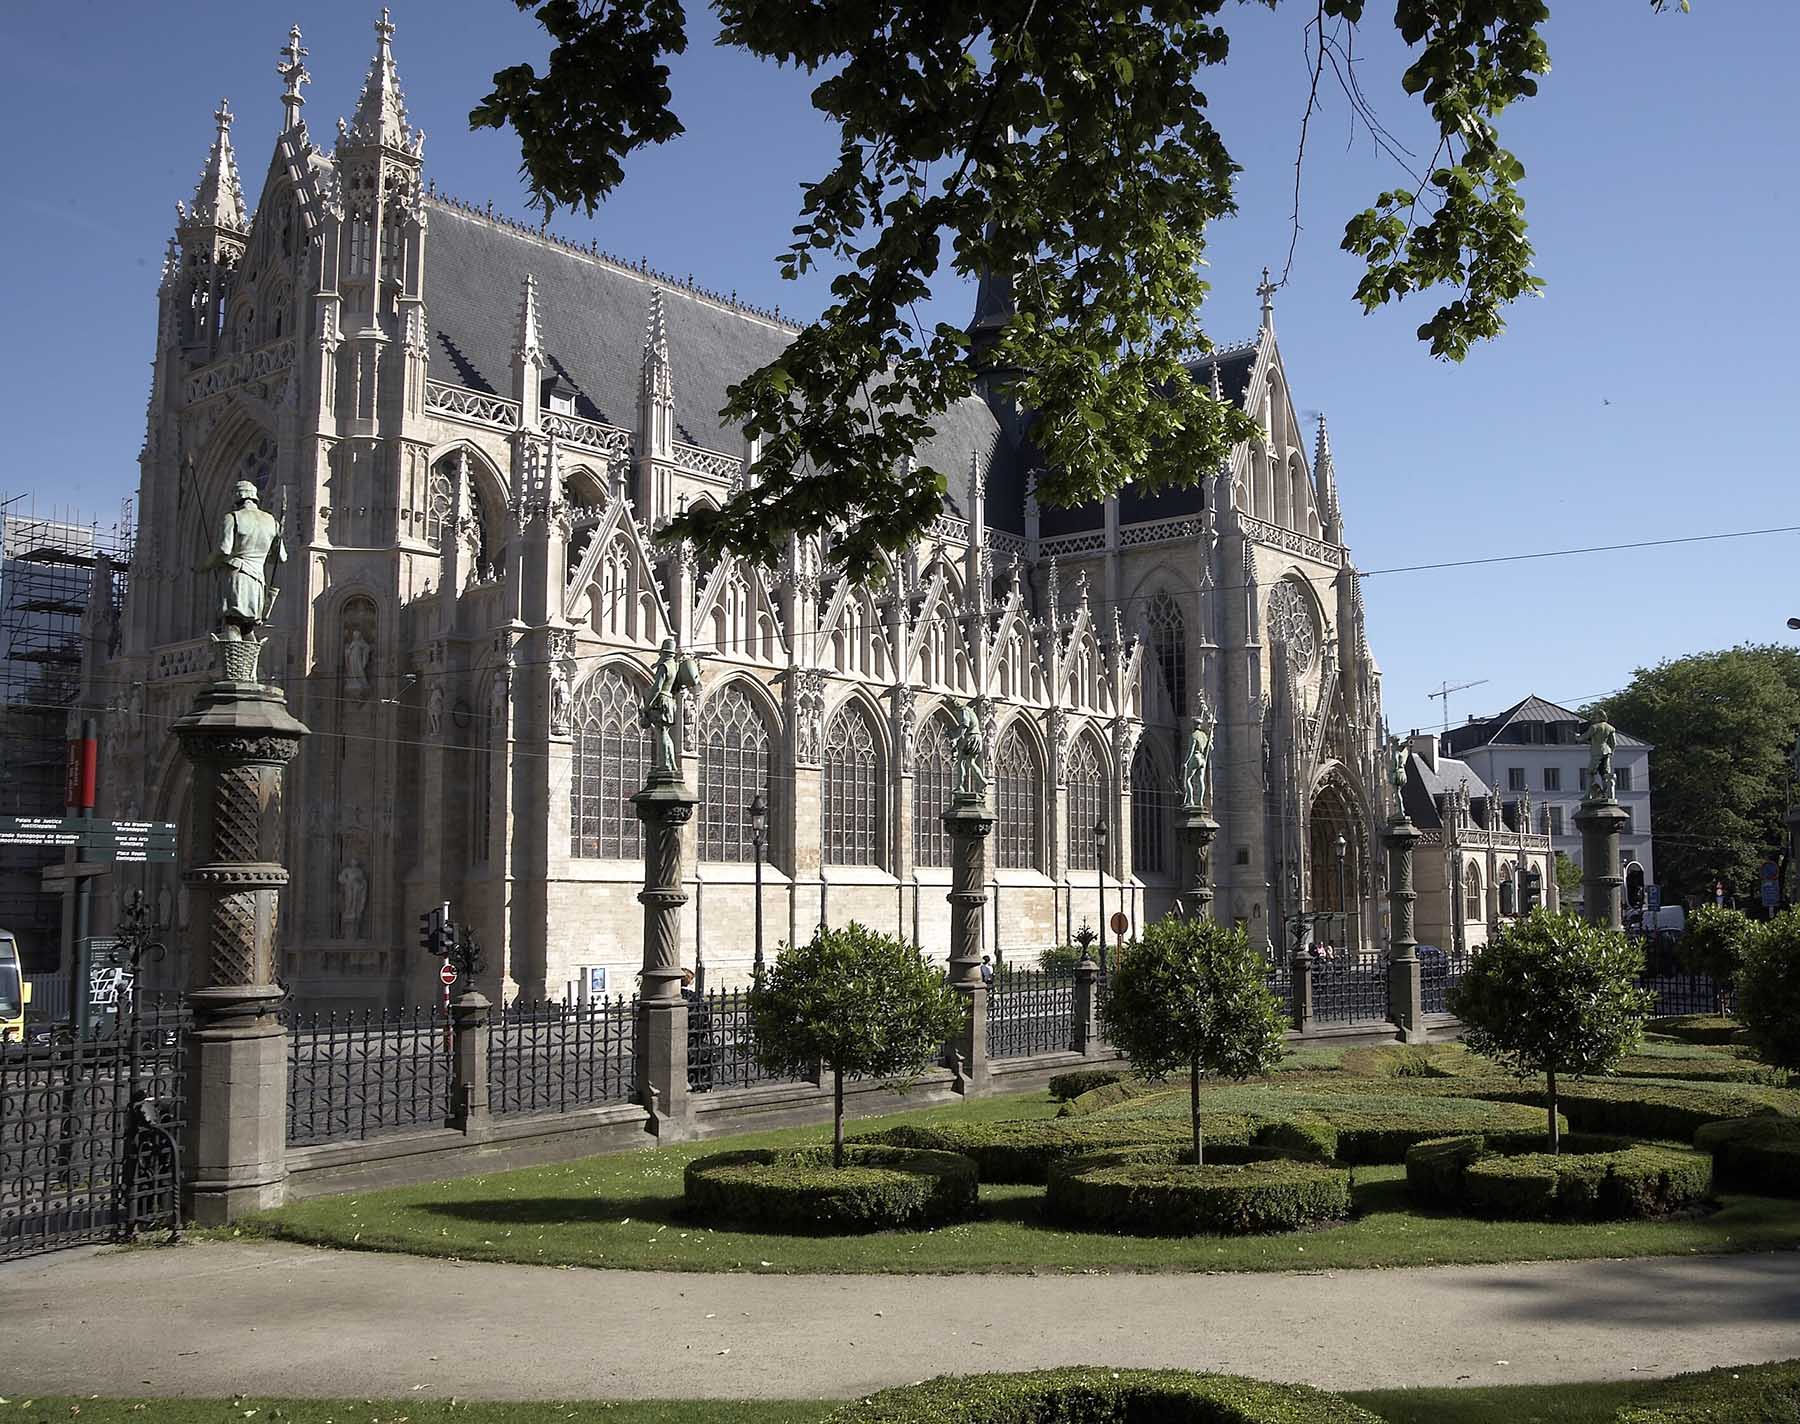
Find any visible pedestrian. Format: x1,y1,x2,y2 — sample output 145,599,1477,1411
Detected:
681,967,714,1092
980,954,994,987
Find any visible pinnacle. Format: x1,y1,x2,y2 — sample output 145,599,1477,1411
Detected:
187,98,249,232
343,7,420,155
643,290,670,371
514,274,543,363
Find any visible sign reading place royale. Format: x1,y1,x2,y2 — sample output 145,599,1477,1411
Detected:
0,817,178,863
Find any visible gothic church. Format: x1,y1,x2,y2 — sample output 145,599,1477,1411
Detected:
106,17,1389,1007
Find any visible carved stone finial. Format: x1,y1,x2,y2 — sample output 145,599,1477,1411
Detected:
277,25,310,131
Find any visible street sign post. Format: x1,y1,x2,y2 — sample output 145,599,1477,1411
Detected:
439,960,458,987
0,817,177,863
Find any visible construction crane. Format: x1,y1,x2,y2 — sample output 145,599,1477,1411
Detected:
1429,678,1490,734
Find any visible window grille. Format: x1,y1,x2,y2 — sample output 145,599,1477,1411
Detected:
1145,591,1187,719
995,727,1043,871
1066,735,1106,873
570,667,651,859
1131,740,1169,876
698,684,772,862
824,703,883,866
912,714,955,868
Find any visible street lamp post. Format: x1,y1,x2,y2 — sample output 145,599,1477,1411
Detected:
750,792,767,983
1335,832,1349,955
1093,818,1109,974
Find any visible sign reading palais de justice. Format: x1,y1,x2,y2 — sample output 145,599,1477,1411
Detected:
0,817,178,863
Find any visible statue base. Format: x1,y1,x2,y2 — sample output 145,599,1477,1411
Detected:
1176,806,1219,921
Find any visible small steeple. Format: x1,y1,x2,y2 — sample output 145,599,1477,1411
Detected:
641,289,671,402
343,8,421,154
514,274,544,365
1315,413,1342,542
1209,359,1224,403
187,100,249,233
1256,266,1277,334
277,24,309,133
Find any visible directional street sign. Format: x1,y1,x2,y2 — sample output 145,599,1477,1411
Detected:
0,817,177,863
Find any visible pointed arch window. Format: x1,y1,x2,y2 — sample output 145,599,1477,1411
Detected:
570,667,652,860
1066,735,1107,873
994,727,1044,871
1463,862,1484,922
1131,740,1171,877
1146,590,1187,720
698,683,773,863
823,702,884,867
912,714,956,869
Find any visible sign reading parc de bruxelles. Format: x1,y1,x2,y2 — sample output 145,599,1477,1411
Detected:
0,816,178,863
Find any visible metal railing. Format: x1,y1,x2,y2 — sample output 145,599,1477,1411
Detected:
687,987,808,1092
986,969,1076,1059
490,997,636,1117
1421,949,1470,1015
1311,954,1391,1024
1,1000,187,1261
286,1006,451,1146
1640,973,1720,1018
1264,955,1293,1009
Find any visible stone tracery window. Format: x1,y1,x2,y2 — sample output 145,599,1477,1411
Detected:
1266,580,1316,674
994,727,1043,871
823,702,883,867
570,666,651,860
1131,740,1170,877
1065,735,1106,873
698,683,772,863
1463,862,1483,922
1145,590,1187,720
912,714,955,869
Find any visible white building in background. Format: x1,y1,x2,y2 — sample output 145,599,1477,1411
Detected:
1442,694,1655,906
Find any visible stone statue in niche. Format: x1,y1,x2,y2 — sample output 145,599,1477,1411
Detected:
549,668,572,738
427,685,445,738
156,884,174,930
336,858,368,939
343,628,372,697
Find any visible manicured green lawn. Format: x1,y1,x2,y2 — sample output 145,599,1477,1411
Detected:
244,1082,1800,1275
7,1360,1798,1423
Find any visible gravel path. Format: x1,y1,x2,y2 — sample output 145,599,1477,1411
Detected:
4,1240,1797,1400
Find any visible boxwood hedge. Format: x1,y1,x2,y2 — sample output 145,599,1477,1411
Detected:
683,1145,977,1232
858,1114,1255,1184
1694,1116,1800,1197
1453,1078,1783,1143
1048,1068,1131,1101
823,1367,1384,1424
1403,1132,1712,1220
1648,1015,1746,1047
1615,1358,1800,1423
1045,1145,1352,1235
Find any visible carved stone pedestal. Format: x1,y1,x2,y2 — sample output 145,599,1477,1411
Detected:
1383,814,1427,1044
1176,806,1219,921
173,640,308,1224
633,770,695,1138
943,798,994,1095
1575,794,1630,931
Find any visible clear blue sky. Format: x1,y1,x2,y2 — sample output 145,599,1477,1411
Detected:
2,2,1794,735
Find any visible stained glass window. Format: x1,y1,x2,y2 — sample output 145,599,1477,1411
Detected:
1131,740,1170,876
698,683,772,862
1146,590,1187,719
824,703,883,867
995,727,1043,871
570,667,651,859
1066,735,1106,873
912,714,955,868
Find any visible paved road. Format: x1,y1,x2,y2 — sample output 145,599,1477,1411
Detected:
3,1241,1798,1400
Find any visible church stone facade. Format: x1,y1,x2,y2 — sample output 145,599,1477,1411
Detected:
104,18,1391,1009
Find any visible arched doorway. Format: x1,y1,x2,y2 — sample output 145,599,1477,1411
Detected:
1308,778,1365,951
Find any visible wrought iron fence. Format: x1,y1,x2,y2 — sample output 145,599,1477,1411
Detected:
1264,955,1293,1011
286,1006,451,1146
1640,973,1720,1018
688,986,806,1091
490,997,636,1116
1421,949,1470,1015
1311,954,1391,1024
1,1000,187,1261
987,969,1076,1059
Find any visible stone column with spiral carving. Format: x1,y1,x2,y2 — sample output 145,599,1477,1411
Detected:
1176,807,1220,921
632,768,695,1138
1384,814,1428,1045
942,798,994,1095
172,635,308,1224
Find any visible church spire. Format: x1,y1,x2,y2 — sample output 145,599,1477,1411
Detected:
277,24,309,133
1315,413,1342,543
185,99,249,233
343,8,421,154
514,274,544,365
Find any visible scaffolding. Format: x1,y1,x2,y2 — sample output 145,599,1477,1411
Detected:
0,494,134,967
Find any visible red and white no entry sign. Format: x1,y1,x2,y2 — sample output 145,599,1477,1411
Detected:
439,961,458,986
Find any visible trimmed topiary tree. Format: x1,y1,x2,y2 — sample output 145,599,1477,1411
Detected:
749,922,964,1167
1738,909,1800,1072
1679,905,1753,1007
1450,908,1654,1152
1100,915,1286,1165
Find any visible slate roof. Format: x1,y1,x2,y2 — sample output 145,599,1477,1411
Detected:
1399,751,1490,828
1443,694,1651,753
424,198,1023,522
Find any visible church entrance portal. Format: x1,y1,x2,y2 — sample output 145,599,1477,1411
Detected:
1308,780,1364,952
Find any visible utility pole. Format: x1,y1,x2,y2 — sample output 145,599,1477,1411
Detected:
1429,678,1490,734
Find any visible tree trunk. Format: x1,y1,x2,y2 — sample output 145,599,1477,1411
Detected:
833,1063,845,1169
1191,1054,1203,1166
1547,1067,1560,1155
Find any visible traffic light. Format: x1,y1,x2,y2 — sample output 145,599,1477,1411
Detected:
1521,866,1543,913
418,905,444,957
1499,879,1516,916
